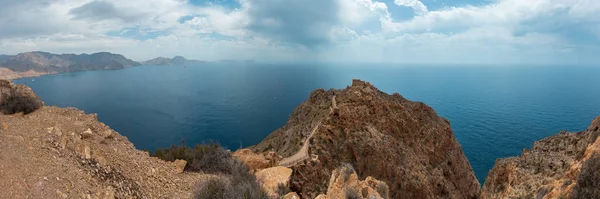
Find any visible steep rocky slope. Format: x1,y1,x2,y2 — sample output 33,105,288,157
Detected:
0,80,208,198
0,51,140,73
481,116,600,199
251,79,481,198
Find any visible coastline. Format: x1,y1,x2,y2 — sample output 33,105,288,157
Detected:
0,67,51,80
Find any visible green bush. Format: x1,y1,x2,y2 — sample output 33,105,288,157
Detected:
0,94,41,115
153,143,234,174
573,154,600,199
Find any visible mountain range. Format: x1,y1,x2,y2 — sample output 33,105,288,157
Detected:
0,52,209,79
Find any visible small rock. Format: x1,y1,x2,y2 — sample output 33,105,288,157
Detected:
60,136,69,149
102,130,114,139
56,189,67,198
95,155,107,166
174,159,187,174
84,146,91,159
105,186,115,199
82,128,93,139
283,192,300,199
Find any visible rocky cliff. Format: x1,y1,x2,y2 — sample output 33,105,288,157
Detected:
251,79,481,198
0,51,140,73
481,116,600,199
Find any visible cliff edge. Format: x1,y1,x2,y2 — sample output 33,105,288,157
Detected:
251,79,481,198
0,80,208,198
481,116,600,199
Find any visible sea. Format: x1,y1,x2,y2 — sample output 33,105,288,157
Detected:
14,63,600,183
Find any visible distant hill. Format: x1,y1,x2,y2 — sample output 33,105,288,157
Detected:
142,56,205,66
0,55,11,62
0,51,140,73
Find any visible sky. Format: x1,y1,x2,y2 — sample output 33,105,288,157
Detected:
0,0,599,65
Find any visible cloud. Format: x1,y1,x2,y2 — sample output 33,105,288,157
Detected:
0,0,599,64
243,0,341,47
69,1,141,22
394,0,428,15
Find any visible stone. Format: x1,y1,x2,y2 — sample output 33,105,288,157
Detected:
84,146,91,159
173,159,186,174
60,136,68,149
82,128,93,139
232,149,271,171
315,194,328,199
255,166,293,197
102,130,115,139
317,165,387,199
282,192,300,199
105,186,115,199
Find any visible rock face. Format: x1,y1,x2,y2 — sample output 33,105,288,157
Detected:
0,51,140,73
481,116,600,199
252,79,480,198
316,164,389,199
255,166,293,197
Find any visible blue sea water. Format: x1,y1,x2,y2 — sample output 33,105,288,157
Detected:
15,63,600,183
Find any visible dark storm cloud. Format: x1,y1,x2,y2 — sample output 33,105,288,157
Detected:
245,0,341,47
69,0,140,22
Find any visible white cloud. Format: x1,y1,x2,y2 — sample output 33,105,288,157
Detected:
0,0,599,64
394,0,428,15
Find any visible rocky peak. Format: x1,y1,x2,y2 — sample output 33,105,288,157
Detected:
251,79,480,198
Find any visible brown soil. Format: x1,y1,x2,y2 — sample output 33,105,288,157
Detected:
0,106,210,198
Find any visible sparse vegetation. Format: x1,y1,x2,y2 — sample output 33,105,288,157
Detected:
153,142,233,174
573,154,600,199
0,93,41,115
153,142,268,199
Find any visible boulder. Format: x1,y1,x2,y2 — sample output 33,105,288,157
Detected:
255,166,293,197
282,192,300,199
232,149,271,171
173,159,187,174
317,164,388,199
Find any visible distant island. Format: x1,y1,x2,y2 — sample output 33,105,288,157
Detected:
141,56,206,66
0,51,213,80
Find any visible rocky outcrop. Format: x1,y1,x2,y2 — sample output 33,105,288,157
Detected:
0,51,140,73
141,56,205,66
255,166,293,197
315,164,389,199
252,79,480,198
481,116,600,199
232,149,276,171
0,81,209,198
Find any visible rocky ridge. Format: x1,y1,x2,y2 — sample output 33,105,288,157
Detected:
250,79,481,198
481,116,600,198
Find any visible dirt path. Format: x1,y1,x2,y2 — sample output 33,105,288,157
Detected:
278,121,321,167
